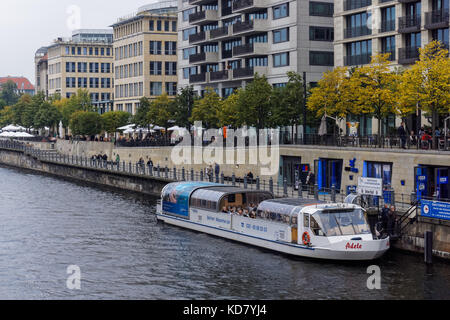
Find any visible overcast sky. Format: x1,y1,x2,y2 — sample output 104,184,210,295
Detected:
0,0,157,84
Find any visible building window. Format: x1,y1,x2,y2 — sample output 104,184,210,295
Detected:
432,28,449,47
183,8,196,21
183,27,197,41
183,47,197,59
150,62,162,75
345,40,372,65
77,47,81,55
273,28,289,43
166,82,177,96
346,12,372,38
165,21,170,32
309,51,334,66
381,36,396,60
247,56,268,67
381,6,396,32
165,41,177,55
150,82,162,96
309,26,334,41
273,83,287,89
172,21,177,32
66,77,76,88
157,20,162,31
273,52,289,67
165,62,177,76
150,20,154,31
309,2,334,17
150,41,162,55
95,48,99,55
273,3,289,19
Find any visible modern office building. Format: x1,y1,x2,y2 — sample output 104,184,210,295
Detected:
35,47,49,96
111,1,178,115
46,29,114,113
334,0,449,135
178,0,335,97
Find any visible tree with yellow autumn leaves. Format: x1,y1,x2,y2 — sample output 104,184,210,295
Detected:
308,41,450,147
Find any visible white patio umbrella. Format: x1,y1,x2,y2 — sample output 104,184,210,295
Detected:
0,131,14,137
118,124,135,130
2,125,22,132
123,128,135,134
168,126,181,131
14,132,34,138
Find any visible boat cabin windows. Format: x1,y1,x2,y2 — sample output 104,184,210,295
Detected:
191,197,217,211
313,209,371,236
304,213,325,236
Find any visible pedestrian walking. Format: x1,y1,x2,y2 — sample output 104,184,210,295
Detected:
398,122,407,149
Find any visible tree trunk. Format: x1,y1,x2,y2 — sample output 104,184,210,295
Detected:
432,109,437,150
378,117,382,147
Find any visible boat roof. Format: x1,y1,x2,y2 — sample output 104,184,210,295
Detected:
257,198,327,216
190,186,272,203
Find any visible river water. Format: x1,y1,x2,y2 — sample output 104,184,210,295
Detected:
0,165,448,300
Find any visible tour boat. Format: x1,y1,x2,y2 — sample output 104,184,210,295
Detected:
156,182,390,261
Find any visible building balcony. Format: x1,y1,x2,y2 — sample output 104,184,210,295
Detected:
425,10,450,29
398,47,420,64
344,0,372,11
189,0,218,5
232,0,270,13
398,15,421,33
232,19,268,36
344,26,372,39
379,20,396,33
189,73,207,84
232,42,268,57
189,31,206,45
233,66,267,79
189,51,219,64
210,25,231,40
344,53,372,66
189,10,219,25
210,70,232,82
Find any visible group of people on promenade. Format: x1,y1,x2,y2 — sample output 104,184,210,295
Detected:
398,122,449,150
91,154,108,163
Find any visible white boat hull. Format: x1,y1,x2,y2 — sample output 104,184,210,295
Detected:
156,212,390,261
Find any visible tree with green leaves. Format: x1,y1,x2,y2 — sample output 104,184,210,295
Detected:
175,86,195,129
236,74,273,129
0,106,14,127
218,91,241,128
11,94,32,126
69,111,103,137
133,97,151,128
0,80,20,106
148,93,176,135
101,111,130,135
0,98,6,111
190,88,221,129
33,101,61,134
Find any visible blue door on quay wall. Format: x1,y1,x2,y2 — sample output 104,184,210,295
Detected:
316,158,343,192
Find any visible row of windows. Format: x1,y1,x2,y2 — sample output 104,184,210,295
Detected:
65,77,112,89
115,83,144,98
65,46,111,57
65,92,111,101
115,42,143,61
65,62,111,73
150,41,177,55
49,63,61,75
149,20,177,33
115,62,144,79
49,78,61,90
150,62,177,76
151,82,177,96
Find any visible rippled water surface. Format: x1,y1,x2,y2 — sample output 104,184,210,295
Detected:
0,166,448,300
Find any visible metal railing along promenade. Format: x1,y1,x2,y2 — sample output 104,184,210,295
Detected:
0,139,436,211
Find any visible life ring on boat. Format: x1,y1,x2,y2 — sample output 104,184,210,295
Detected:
302,231,311,246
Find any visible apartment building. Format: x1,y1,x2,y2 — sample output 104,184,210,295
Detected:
178,0,335,97
335,0,448,67
111,1,178,115
46,29,114,114
334,0,449,134
35,47,48,96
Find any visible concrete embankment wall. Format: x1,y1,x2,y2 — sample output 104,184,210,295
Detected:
45,140,450,196
0,147,169,197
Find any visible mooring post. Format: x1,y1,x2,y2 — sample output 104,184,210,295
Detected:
244,176,248,189
269,177,274,194
298,180,303,198
314,184,319,200
232,173,236,186
256,177,260,190
425,231,433,264
331,184,336,202
191,168,194,181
